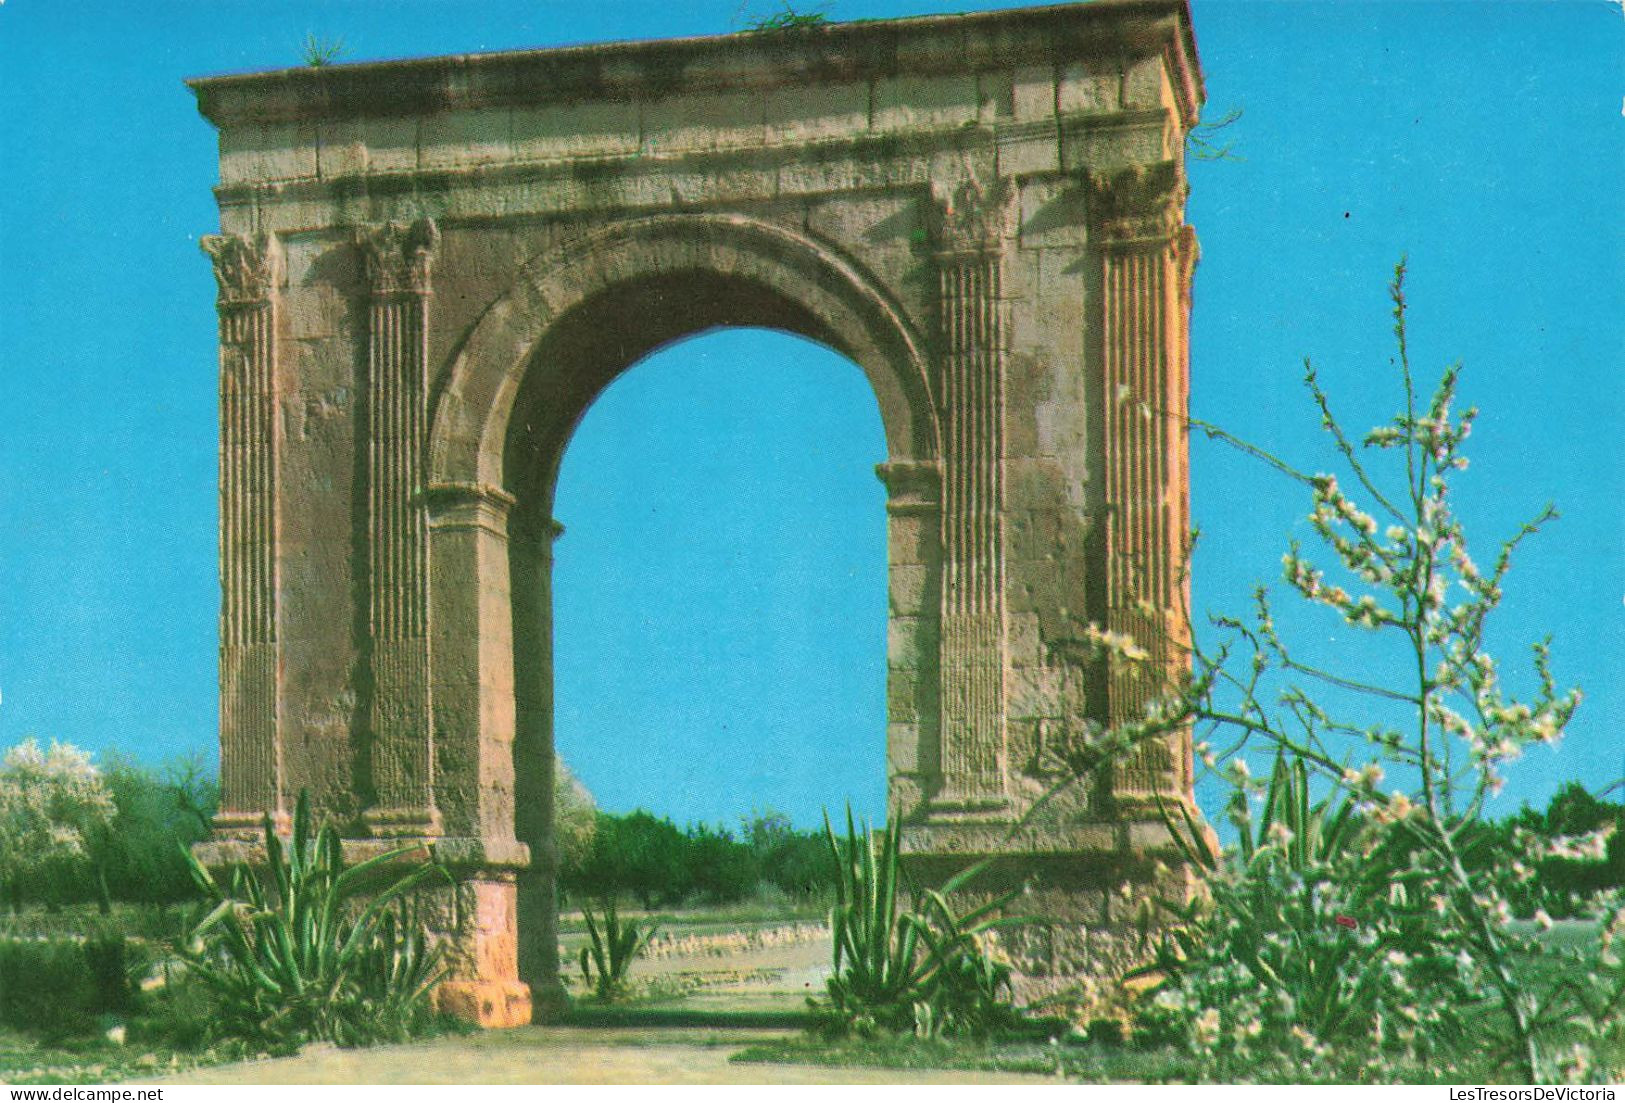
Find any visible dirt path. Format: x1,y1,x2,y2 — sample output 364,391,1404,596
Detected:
158,1026,1055,1085
158,926,1055,1085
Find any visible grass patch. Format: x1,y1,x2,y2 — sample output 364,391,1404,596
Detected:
0,903,192,944
0,1026,237,1085
565,1006,813,1031
731,919,1623,1084
729,1034,1195,1080
728,1033,1538,1084
0,933,149,1040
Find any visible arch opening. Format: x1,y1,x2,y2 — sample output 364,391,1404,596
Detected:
498,268,908,998
550,326,888,829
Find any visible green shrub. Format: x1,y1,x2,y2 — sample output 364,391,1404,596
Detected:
1084,1017,1126,1047
300,33,344,67
745,2,829,31
1092,263,1617,1082
577,897,658,1000
745,809,835,901
0,932,145,1040
181,791,450,1051
554,760,598,873
128,968,223,1052
1127,999,1182,1049
565,811,690,908
819,806,1022,1038
82,929,142,1016
684,823,759,904
0,939,96,1038
1143,753,1475,1081
559,807,837,909
90,755,216,909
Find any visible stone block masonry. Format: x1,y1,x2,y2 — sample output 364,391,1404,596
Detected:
191,0,1209,1024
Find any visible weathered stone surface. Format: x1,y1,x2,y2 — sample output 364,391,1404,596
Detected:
192,0,1207,1026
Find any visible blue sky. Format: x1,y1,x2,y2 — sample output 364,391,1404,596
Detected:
0,1,1619,830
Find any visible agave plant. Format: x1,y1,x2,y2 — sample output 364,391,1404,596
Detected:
821,805,1024,1036
181,791,450,1050
911,878,1024,1036
578,896,658,1000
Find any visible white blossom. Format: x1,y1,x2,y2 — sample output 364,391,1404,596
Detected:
0,739,115,890
1544,827,1613,862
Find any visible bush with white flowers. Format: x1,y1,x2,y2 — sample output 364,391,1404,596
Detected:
1068,263,1619,1083
0,738,115,909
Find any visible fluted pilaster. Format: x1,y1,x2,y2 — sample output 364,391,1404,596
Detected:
931,182,1010,807
359,219,442,836
202,233,284,834
1089,161,1196,806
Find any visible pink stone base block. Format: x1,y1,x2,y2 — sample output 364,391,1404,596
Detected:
434,980,533,1028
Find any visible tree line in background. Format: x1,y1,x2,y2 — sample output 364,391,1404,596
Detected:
0,743,820,917
0,741,216,914
559,805,836,909
1489,781,1625,918
0,741,842,914
0,735,1617,921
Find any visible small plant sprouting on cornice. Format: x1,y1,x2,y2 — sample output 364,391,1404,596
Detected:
745,2,831,32
301,32,346,68
1188,105,1244,162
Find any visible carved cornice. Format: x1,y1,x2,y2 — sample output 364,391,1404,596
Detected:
358,219,440,297
1087,160,1185,245
362,805,444,839
930,179,1012,262
189,3,1202,128
201,233,282,308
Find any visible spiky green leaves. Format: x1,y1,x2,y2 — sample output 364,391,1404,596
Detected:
181,791,450,1050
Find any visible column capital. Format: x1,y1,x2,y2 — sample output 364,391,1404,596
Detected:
1086,160,1185,246
875,459,941,516
427,481,517,537
929,178,1013,263
1176,223,1201,303
201,232,282,308
509,511,565,547
357,218,440,297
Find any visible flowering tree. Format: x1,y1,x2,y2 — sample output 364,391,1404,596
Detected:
1056,263,1618,1082
555,758,597,872
0,738,116,911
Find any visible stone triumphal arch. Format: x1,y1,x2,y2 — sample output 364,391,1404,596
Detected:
192,0,1206,1025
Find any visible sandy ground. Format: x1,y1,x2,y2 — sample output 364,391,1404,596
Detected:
618,924,832,1010
156,928,1057,1085
157,1026,1055,1085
